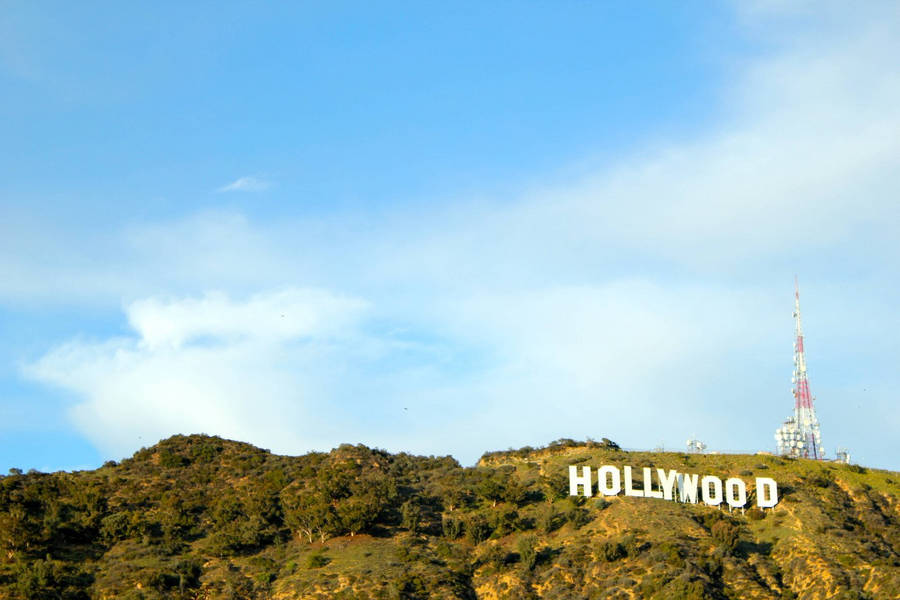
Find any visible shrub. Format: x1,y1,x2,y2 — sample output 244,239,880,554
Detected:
747,507,766,520
595,540,625,562
442,515,463,539
565,508,592,530
622,534,644,558
517,535,537,570
594,498,612,511
100,512,133,543
158,450,189,468
806,472,834,488
539,472,568,503
465,514,492,544
537,506,563,533
401,500,422,534
305,552,329,568
652,576,708,600
477,543,510,569
489,506,520,537
393,573,429,597
13,558,93,599
394,540,420,563
711,520,740,553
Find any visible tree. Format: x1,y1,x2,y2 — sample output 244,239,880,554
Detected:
476,473,507,508
489,506,520,536
401,500,422,534
536,505,562,534
442,515,463,539
502,479,527,506
517,535,537,571
316,461,357,501
336,495,380,537
99,512,131,544
159,496,194,549
438,485,470,513
540,472,568,504
0,505,33,556
282,489,334,543
465,514,492,544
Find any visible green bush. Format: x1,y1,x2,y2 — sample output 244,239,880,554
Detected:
711,520,740,553
489,506,520,537
565,508,592,530
13,558,92,599
806,470,834,488
517,535,537,570
477,543,510,569
305,552,330,568
401,500,422,534
595,540,626,562
442,515,463,539
465,514,492,544
622,534,644,558
537,506,563,533
593,498,612,510
747,507,766,520
158,450,189,468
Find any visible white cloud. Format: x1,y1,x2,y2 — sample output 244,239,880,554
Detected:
127,289,367,349
24,289,373,457
216,176,271,193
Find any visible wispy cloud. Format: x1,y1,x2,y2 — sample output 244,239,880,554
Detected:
216,176,271,193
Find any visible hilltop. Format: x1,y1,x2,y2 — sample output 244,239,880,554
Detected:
0,434,898,599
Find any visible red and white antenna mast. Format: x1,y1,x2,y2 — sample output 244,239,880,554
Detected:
792,277,823,459
777,277,824,459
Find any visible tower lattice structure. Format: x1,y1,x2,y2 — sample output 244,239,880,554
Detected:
775,278,824,459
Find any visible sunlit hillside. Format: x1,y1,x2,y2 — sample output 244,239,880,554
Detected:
1,435,897,599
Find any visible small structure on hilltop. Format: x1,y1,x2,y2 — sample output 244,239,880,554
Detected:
775,278,824,459
686,436,707,454
834,447,851,464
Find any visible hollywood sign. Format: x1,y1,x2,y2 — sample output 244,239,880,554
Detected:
569,465,778,508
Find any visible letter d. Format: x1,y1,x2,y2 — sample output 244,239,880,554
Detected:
756,477,778,508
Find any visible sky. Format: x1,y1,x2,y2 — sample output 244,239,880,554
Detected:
1,1,898,473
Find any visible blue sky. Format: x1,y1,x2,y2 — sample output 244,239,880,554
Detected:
2,1,899,473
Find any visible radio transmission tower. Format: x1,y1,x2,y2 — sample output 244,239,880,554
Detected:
775,278,824,459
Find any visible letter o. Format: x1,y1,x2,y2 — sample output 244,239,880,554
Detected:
597,465,622,496
725,478,747,508
701,476,723,506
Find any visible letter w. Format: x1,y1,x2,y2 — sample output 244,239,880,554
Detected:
677,473,699,504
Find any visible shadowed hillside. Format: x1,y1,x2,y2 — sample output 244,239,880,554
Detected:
0,434,897,599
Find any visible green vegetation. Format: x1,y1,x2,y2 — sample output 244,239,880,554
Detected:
0,434,897,599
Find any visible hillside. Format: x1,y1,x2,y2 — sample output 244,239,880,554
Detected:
0,435,897,599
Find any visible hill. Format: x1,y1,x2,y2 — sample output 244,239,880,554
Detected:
0,434,897,599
